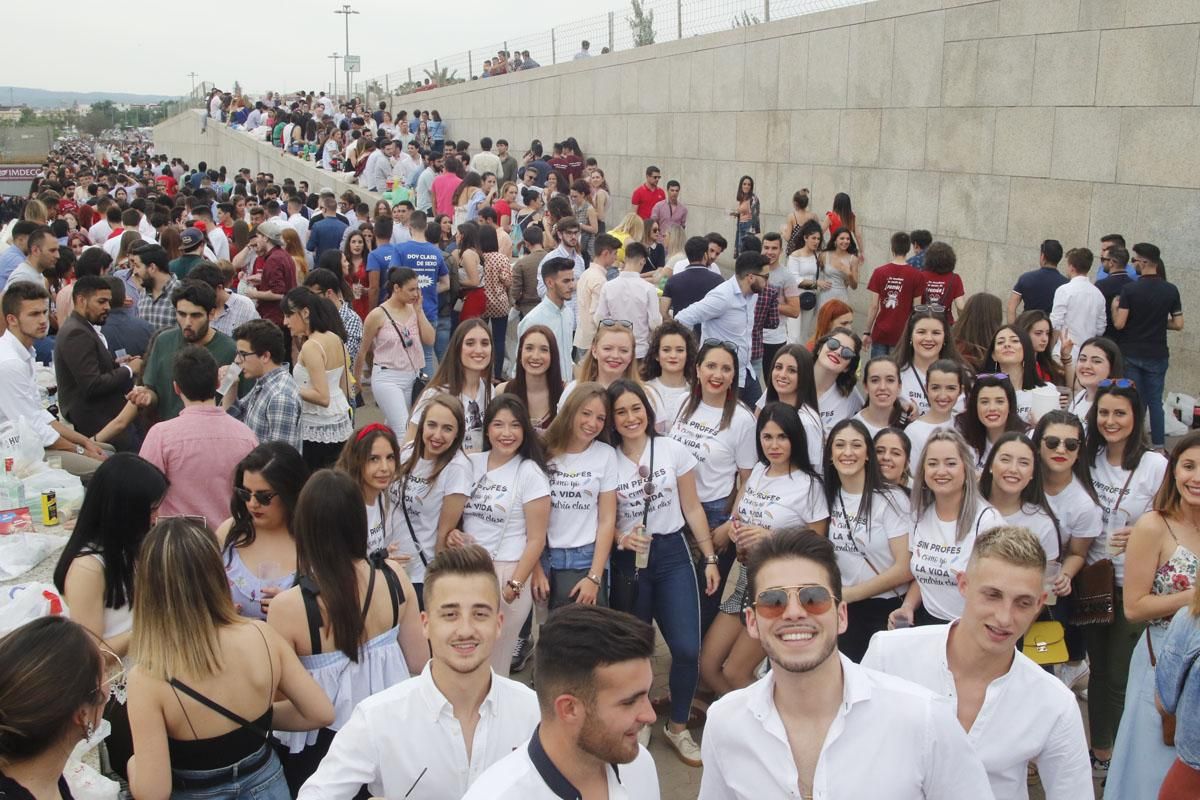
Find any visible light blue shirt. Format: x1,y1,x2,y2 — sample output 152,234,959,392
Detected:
1157,607,1200,769
674,276,755,387
518,298,574,382
0,244,25,286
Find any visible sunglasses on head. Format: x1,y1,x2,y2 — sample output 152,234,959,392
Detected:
703,339,738,355
753,585,837,619
976,372,1009,381
1042,436,1080,452
1098,378,1136,389
599,318,633,330
914,304,945,315
823,339,856,360
234,487,278,506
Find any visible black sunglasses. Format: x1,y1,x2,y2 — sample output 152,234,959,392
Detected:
1042,436,1080,452
703,339,737,355
234,487,278,506
637,464,656,497
823,339,856,360
1098,379,1136,389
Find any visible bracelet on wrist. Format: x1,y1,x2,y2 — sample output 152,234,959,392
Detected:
704,555,720,565
586,573,602,587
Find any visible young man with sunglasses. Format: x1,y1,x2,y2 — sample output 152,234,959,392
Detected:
699,529,992,800
862,525,1091,799
464,604,660,799
299,546,540,800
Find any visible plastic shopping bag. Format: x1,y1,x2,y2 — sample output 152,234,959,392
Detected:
0,416,46,476
0,581,69,635
65,719,120,800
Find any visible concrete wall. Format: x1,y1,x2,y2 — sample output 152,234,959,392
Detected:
152,111,384,205
400,0,1200,390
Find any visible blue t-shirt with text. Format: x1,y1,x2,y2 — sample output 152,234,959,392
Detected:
391,241,449,320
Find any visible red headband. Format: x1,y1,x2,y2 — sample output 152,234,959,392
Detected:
355,422,394,442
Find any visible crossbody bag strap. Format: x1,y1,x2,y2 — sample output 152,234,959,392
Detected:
400,475,430,567
641,438,655,530
840,490,902,600
1112,466,1138,517
379,305,421,373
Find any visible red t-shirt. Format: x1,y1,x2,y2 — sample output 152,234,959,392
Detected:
867,262,926,346
494,200,513,224
631,184,665,220
155,174,178,197
921,272,965,324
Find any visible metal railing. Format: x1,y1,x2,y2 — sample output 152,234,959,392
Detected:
366,0,867,98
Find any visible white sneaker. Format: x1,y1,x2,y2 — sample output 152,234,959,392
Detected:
1058,661,1090,696
637,726,651,748
663,724,702,767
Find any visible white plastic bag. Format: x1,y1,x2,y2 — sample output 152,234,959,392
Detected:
22,467,85,515
0,416,46,475
0,581,69,634
65,719,120,800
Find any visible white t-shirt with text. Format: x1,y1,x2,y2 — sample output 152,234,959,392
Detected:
462,453,551,562
670,401,758,503
546,441,619,549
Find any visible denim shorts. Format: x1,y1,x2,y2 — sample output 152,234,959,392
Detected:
172,744,290,800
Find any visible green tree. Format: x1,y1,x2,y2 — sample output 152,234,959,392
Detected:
629,0,656,47
18,107,37,125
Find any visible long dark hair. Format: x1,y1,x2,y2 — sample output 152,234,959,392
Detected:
681,340,743,431
224,443,310,552
0,617,103,760
815,327,862,398
979,432,1061,540
1084,381,1151,473
822,225,858,256
893,309,960,372
640,320,697,386
428,318,493,398
861,356,904,427
505,325,564,425
823,418,900,531
758,402,820,481
1014,310,1064,385
953,293,1004,372
1031,410,1099,503
736,175,755,202
984,324,1045,389
336,423,400,495
831,192,855,229
293,470,369,661
482,393,547,471
284,286,347,339
765,344,819,414
53,454,168,610
607,379,659,443
955,374,1028,457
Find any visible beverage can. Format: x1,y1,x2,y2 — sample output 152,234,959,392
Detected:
41,490,59,526
634,524,650,569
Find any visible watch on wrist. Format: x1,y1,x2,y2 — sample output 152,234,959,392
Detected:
586,573,602,586
705,555,720,565
75,445,86,455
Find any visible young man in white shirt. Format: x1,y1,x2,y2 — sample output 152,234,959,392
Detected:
594,241,662,359
572,233,617,360
463,605,661,799
298,546,540,800
699,529,994,800
1049,247,1106,356
863,525,1092,800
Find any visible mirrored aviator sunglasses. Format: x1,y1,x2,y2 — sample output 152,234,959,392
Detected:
753,585,836,619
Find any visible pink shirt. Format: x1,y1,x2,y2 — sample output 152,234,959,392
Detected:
432,174,463,217
139,405,259,527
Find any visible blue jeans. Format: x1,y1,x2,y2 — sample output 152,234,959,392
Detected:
172,745,290,800
434,315,452,364
612,531,700,725
1124,356,1169,446
738,369,762,407
698,498,734,636
542,544,608,610
870,342,892,359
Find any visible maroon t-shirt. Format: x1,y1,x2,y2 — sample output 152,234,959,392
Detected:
921,272,965,325
255,247,297,324
867,262,926,346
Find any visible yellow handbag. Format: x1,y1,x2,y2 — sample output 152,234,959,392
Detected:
1022,621,1069,665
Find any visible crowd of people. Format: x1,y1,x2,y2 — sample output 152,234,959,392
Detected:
0,110,1196,800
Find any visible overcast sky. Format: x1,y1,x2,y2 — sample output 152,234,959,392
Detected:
9,0,628,96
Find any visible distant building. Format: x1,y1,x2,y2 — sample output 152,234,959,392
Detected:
0,106,26,123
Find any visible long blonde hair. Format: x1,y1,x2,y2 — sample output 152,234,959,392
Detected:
130,518,240,680
543,382,609,457
610,212,644,242
910,429,987,542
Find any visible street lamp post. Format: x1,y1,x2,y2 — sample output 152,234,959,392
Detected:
328,52,341,100
187,72,198,100
334,5,359,101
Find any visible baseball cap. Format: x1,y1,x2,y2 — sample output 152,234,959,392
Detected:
180,228,206,250
257,220,285,246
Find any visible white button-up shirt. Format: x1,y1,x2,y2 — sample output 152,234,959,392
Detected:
0,330,58,448
699,654,995,799
674,275,756,387
463,726,660,800
1049,275,1106,353
536,244,585,319
862,623,1090,800
297,663,540,800
594,271,663,359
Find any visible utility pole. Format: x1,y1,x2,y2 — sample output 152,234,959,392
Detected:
328,52,341,100
334,4,359,102
187,72,198,100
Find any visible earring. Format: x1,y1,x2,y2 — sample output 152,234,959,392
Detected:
85,720,96,742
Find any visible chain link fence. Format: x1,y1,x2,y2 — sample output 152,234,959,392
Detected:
366,0,867,99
